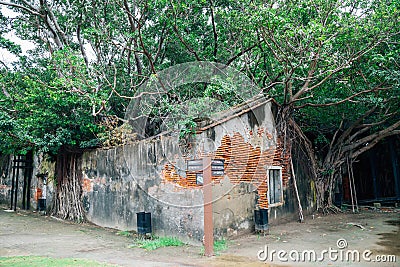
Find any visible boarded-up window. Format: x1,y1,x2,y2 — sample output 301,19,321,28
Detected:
268,167,282,205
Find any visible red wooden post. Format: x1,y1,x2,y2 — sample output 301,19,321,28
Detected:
203,156,214,256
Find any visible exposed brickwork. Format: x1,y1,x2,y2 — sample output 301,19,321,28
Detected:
82,177,92,193
80,176,105,193
162,131,290,209
162,164,199,189
272,137,291,187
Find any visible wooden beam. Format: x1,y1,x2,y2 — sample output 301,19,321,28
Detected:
203,156,214,256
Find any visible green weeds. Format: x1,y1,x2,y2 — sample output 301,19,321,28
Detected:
200,239,228,255
129,236,185,250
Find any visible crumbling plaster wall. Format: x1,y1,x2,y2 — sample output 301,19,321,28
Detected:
81,101,279,242
197,101,276,237
81,137,204,244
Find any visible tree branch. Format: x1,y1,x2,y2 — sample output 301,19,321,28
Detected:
344,120,400,157
294,85,390,108
209,0,218,59
122,0,143,75
292,46,321,101
351,129,400,159
172,25,201,61
43,1,67,45
226,42,260,66
0,1,41,16
77,23,88,67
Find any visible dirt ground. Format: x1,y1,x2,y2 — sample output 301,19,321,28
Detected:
0,206,399,267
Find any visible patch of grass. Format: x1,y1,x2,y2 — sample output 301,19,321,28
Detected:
200,239,228,255
214,239,228,252
0,256,113,267
129,236,185,250
116,230,134,237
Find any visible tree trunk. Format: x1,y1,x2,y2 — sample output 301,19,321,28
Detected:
276,104,343,213
52,148,85,222
276,105,322,211
315,170,343,213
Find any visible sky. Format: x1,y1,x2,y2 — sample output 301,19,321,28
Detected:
0,6,35,66
0,5,97,66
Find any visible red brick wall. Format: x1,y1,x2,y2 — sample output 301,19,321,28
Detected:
162,131,291,209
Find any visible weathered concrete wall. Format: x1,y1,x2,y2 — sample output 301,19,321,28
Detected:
81,138,204,244
212,179,257,237
81,100,280,242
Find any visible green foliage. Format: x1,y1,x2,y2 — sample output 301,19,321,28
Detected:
0,37,21,55
0,53,103,154
213,239,228,253
0,0,398,162
178,117,197,140
0,12,21,55
129,236,185,250
200,239,228,255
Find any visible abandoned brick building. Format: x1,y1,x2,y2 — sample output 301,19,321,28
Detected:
0,97,317,243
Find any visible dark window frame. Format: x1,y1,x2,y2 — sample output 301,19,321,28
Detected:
267,166,283,206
